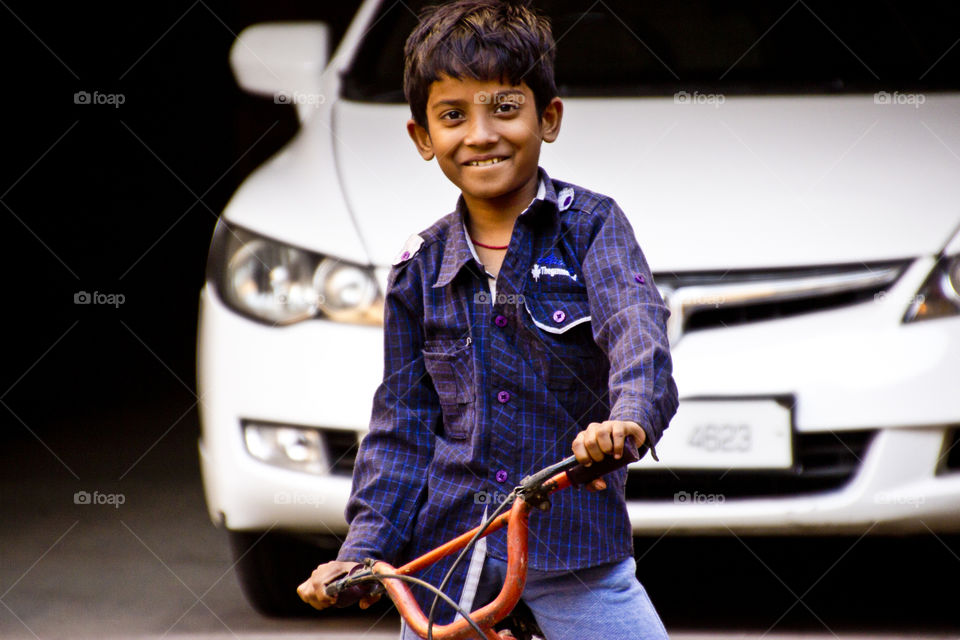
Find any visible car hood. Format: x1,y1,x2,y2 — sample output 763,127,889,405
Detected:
331,94,960,271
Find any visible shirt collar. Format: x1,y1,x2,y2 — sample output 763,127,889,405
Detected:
433,168,555,289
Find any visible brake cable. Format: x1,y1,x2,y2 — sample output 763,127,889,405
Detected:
425,487,518,640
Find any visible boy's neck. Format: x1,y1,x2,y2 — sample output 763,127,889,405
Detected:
462,173,540,240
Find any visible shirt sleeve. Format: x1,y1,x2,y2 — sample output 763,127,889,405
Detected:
336,262,439,563
581,199,679,461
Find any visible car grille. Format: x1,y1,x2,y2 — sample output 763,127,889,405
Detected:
625,430,876,500
321,428,359,477
939,427,960,474
653,260,909,343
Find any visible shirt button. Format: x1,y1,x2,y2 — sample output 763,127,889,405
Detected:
494,315,508,327
552,309,566,323
401,251,411,261
497,390,511,404
495,469,508,483
635,273,645,284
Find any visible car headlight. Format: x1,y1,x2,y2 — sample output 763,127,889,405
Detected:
903,254,960,323
313,259,380,323
243,422,327,474
209,221,383,326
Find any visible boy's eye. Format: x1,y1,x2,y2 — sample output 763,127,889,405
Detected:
440,109,464,121
495,102,520,114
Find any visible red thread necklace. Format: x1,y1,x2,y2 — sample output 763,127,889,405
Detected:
470,237,509,250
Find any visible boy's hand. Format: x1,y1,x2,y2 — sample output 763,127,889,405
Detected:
297,560,381,611
571,420,646,492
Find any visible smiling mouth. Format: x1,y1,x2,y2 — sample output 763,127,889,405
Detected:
465,157,507,167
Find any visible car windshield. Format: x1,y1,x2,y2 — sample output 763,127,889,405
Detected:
342,0,960,101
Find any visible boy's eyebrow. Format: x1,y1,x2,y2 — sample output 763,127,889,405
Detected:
430,89,527,111
431,98,469,110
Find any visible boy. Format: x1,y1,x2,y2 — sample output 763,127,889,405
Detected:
298,1,677,638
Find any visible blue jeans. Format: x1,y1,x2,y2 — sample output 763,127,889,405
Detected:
400,555,669,640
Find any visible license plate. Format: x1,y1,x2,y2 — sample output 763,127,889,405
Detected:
633,400,793,470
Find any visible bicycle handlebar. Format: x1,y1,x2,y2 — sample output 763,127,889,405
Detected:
322,445,643,636
565,440,640,486
323,565,380,608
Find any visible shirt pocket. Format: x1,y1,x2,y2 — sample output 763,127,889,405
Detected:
522,292,606,391
422,339,476,440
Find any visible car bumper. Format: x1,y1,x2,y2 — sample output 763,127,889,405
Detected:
198,256,960,535
628,426,960,535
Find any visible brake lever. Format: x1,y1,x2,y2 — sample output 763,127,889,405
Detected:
323,564,382,608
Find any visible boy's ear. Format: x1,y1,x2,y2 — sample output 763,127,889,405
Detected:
540,97,564,144
406,119,435,161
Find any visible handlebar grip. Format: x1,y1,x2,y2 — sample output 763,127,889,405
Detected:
323,565,378,608
329,580,378,608
566,440,640,486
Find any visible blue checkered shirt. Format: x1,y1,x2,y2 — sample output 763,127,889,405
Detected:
337,168,678,623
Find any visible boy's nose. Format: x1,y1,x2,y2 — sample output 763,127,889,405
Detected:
464,115,499,146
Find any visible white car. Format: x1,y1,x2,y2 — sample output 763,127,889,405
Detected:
198,1,960,614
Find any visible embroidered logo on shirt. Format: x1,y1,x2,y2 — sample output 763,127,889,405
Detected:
530,253,578,282
538,254,566,268
557,187,575,211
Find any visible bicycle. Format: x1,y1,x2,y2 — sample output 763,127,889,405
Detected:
322,444,641,640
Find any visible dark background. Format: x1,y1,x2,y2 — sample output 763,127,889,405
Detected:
1,2,363,438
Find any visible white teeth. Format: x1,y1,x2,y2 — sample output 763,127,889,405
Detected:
467,157,504,166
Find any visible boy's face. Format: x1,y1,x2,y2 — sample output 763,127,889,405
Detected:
407,75,562,209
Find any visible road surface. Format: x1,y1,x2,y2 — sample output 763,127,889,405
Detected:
1,391,957,639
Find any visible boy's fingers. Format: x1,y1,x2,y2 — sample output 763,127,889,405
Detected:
610,421,626,458
584,435,604,462
298,588,323,610
298,582,329,610
584,422,605,462
587,478,607,492
571,433,591,465
597,425,615,456
298,562,358,610
297,580,317,603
